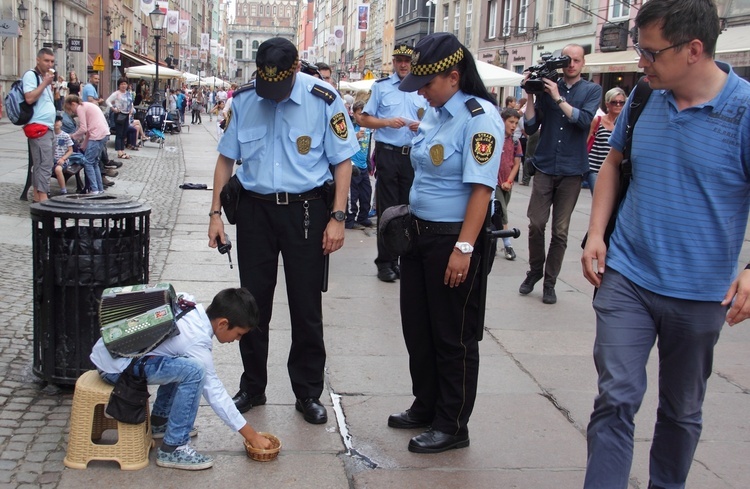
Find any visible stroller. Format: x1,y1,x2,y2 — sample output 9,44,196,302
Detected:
144,103,167,147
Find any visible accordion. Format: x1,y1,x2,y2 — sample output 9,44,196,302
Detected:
99,283,180,358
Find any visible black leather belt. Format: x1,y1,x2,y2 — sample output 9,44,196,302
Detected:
377,141,410,155
414,218,463,236
246,187,325,205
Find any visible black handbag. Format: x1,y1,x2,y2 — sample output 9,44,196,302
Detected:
115,112,129,124
106,359,150,424
220,174,243,225
378,204,415,257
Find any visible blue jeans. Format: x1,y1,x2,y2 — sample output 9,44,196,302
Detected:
102,355,206,447
584,268,725,489
83,137,107,192
585,170,598,196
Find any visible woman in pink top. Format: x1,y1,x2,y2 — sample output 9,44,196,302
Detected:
64,95,110,193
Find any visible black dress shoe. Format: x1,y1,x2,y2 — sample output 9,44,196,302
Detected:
232,391,267,414
388,409,431,429
377,267,397,282
295,398,327,424
408,429,470,454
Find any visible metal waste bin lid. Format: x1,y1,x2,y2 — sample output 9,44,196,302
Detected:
30,193,152,217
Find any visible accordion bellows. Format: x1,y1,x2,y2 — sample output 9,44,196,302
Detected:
99,283,179,358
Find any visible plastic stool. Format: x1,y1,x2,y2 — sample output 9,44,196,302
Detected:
64,370,153,470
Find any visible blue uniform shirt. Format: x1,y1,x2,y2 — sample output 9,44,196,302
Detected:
362,73,427,147
217,72,360,194
409,91,502,222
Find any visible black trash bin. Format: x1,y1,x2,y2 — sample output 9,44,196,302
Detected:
30,194,151,385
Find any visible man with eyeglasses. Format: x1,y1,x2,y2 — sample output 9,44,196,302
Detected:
519,44,602,304
316,62,334,86
581,1,750,487
359,44,428,282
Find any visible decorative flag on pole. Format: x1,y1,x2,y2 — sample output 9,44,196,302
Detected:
357,5,370,32
333,26,344,46
166,11,179,33
201,33,210,51
140,0,155,16
179,19,189,41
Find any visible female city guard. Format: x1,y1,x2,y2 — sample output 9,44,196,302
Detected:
386,32,503,453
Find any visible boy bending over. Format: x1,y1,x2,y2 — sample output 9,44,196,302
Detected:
90,287,272,470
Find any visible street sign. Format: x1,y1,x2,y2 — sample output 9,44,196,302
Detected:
113,60,121,66
113,40,121,51
113,50,121,60
68,38,83,52
93,54,105,71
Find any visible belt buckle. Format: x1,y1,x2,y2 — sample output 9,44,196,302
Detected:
275,192,289,205
401,146,410,156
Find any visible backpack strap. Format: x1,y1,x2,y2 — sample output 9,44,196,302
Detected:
620,77,653,178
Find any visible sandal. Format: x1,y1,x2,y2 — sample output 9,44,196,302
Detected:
117,153,131,159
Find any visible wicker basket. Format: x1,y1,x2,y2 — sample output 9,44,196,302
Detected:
244,433,281,462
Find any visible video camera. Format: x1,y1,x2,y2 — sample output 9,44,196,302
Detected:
521,53,571,94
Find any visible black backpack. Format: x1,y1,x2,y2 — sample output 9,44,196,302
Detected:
4,70,40,126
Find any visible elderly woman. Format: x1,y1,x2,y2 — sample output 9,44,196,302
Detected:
106,78,134,159
386,32,502,454
586,87,627,194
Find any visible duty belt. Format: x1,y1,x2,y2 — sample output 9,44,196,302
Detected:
246,187,325,205
413,218,463,236
377,142,411,155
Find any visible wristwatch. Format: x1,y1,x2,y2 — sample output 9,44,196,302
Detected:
454,242,474,254
330,210,346,222
556,96,566,105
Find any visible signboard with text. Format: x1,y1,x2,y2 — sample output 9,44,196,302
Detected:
68,38,83,52
600,22,629,52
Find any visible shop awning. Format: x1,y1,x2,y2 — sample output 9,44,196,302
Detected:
583,50,640,74
118,50,151,66
715,27,750,68
585,25,750,73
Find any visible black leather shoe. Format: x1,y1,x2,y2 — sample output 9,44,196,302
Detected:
232,391,267,414
408,429,470,454
392,264,401,279
295,398,327,424
542,286,557,304
104,160,123,168
519,271,542,295
377,267,397,282
388,409,431,429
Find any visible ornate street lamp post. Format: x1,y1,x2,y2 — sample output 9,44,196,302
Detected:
149,6,166,102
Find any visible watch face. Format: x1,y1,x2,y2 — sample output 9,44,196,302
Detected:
332,211,346,222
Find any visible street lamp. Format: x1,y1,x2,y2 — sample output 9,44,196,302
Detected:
120,32,126,46
498,48,509,67
149,6,166,102
17,0,28,28
425,0,436,36
41,12,51,34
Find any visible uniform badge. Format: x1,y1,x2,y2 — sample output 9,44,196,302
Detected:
411,51,421,67
224,108,232,130
330,112,348,140
417,108,425,120
263,65,278,79
429,144,444,166
297,136,312,155
471,133,495,164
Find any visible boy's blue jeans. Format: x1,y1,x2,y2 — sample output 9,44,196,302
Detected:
102,355,206,447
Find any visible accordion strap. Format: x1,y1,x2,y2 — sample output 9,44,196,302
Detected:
116,300,196,359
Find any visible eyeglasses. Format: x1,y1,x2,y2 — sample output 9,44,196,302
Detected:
634,41,689,63
608,100,626,106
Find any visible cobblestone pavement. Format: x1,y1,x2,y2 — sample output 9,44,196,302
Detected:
0,127,186,488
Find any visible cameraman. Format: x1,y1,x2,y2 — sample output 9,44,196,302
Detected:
519,44,602,304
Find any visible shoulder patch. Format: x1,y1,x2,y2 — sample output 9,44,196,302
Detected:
465,98,485,117
232,80,256,98
311,84,337,105
330,112,349,139
471,132,496,164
